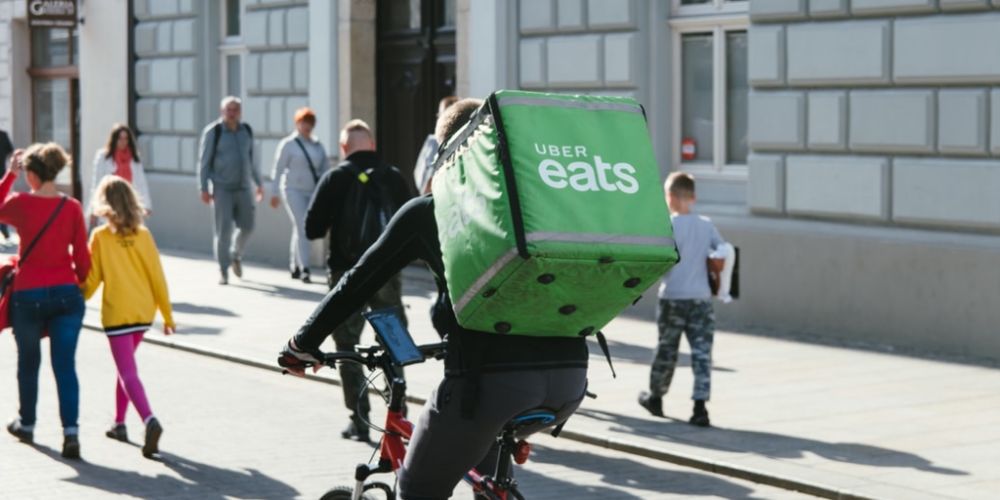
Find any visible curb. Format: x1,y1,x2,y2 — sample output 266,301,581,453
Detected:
84,324,872,500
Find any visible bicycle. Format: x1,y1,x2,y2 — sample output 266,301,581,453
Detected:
281,308,558,500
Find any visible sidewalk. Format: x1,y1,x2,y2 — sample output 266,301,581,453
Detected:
82,250,1000,499
0,317,809,499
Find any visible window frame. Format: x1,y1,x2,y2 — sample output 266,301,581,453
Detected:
219,0,247,100
672,0,749,18
669,8,749,181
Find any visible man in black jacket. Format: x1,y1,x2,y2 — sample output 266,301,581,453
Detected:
304,118,413,442
282,100,588,499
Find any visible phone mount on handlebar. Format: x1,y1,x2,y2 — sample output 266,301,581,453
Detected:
363,307,424,366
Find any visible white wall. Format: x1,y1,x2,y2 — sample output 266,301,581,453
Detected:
78,0,130,203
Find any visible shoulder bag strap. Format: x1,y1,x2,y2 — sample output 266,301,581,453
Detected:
19,195,68,265
293,137,320,184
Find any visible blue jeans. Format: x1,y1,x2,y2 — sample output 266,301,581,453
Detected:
11,284,85,434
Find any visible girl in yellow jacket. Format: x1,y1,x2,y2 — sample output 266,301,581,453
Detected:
83,175,175,459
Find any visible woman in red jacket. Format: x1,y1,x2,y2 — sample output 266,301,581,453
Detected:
1,143,91,459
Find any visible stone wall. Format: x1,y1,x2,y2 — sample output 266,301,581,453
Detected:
133,0,201,174
517,0,644,99
748,1,1000,232
243,0,310,178
134,0,310,178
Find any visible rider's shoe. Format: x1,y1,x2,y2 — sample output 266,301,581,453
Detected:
341,415,371,443
638,391,664,417
278,339,323,370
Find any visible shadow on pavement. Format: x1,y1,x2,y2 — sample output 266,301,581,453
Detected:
231,279,328,303
172,325,224,336
173,302,238,317
588,338,737,372
575,408,968,477
520,444,769,499
33,445,300,499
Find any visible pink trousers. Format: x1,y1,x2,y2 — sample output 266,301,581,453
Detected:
108,332,153,423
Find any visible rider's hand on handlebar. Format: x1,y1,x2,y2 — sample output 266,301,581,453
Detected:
278,338,325,377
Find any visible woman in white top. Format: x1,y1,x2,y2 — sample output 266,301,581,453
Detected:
269,107,328,283
88,124,151,228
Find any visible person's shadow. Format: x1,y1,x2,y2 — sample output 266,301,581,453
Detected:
232,279,328,303
588,338,737,372
575,408,968,476
172,302,238,317
33,443,300,499
518,444,771,499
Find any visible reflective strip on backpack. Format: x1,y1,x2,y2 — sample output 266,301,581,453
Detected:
453,248,521,316
496,96,644,115
526,232,675,247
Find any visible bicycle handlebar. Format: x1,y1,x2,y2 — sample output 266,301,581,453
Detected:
319,342,448,371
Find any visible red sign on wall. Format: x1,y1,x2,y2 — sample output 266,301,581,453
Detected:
27,0,77,29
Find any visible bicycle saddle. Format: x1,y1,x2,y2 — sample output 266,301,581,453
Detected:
505,409,557,435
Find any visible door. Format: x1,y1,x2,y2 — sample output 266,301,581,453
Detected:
29,27,81,200
376,0,456,184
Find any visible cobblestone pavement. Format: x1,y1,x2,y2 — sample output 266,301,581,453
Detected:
0,331,809,499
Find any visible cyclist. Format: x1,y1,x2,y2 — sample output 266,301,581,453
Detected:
280,98,589,499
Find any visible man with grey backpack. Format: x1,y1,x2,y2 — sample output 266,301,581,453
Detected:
198,96,263,285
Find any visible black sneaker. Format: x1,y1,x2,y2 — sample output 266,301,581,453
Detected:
231,258,243,278
689,402,711,427
62,435,81,459
105,423,128,442
291,267,301,280
301,270,311,284
341,417,371,443
638,391,664,417
6,419,33,443
142,418,163,458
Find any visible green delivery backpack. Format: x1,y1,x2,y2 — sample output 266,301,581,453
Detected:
431,90,679,337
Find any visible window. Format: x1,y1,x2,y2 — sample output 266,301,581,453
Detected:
670,1,748,177
225,0,241,37
219,0,246,99
31,29,74,67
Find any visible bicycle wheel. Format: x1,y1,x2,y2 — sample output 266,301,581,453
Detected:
319,485,378,500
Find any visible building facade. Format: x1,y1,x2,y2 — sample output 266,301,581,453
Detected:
1,0,998,359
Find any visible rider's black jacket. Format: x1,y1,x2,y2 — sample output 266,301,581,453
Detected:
294,195,590,378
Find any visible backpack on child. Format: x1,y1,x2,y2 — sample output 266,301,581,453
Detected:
431,90,679,338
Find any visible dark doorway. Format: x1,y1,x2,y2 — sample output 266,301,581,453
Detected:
376,0,456,184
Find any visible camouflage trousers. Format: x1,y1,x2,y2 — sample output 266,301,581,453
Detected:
648,299,715,401
328,272,407,419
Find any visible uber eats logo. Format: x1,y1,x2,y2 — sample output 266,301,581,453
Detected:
533,143,639,194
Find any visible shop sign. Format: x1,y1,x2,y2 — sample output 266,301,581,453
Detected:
27,0,77,29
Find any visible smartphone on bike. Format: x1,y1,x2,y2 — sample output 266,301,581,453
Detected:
363,307,424,366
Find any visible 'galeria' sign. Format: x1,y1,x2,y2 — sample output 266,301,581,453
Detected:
27,0,77,29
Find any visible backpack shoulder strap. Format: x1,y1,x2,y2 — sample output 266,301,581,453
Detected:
209,122,223,167
20,195,68,265
243,123,254,164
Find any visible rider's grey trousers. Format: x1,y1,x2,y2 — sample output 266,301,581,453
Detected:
398,367,588,500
